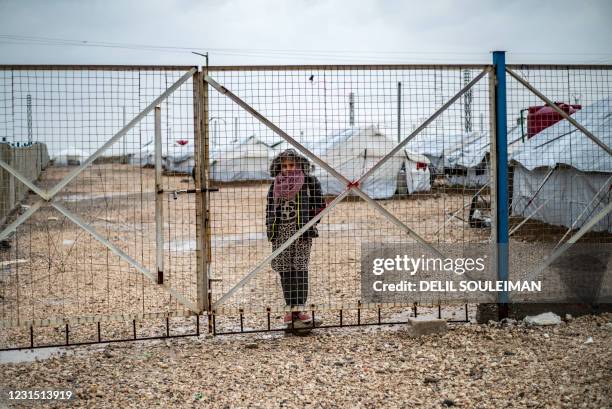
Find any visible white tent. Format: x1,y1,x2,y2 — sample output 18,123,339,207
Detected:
510,97,612,233
311,126,430,199
407,131,491,187
164,144,194,175
407,128,527,187
53,148,90,166
129,141,155,168
210,135,278,182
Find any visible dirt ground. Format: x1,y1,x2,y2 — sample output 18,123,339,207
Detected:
0,313,610,408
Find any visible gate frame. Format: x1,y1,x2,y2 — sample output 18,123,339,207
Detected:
0,66,202,330
503,63,612,287
204,65,492,314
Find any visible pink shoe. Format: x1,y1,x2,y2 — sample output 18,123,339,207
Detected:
296,311,312,324
283,312,294,325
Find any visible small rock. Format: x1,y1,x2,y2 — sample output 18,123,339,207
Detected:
442,398,456,407
244,343,258,349
424,376,439,384
504,351,515,356
565,314,573,321
584,336,593,344
524,312,561,326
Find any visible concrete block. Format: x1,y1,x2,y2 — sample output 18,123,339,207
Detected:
403,317,447,337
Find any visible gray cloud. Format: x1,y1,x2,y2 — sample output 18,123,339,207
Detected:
1,0,611,65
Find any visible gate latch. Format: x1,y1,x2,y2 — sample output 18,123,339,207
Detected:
170,187,220,200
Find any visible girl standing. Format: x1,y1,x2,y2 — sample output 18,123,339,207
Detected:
266,149,325,325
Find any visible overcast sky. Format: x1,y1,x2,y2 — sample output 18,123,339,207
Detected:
1,0,612,65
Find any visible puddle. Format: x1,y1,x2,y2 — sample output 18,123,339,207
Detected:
318,223,359,232
91,221,144,232
0,347,70,364
60,192,154,202
167,227,360,252
165,240,197,252
213,232,267,243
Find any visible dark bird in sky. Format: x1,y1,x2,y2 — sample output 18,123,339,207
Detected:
309,75,314,82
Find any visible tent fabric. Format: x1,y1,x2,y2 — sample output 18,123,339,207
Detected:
407,132,487,170
406,168,431,194
164,144,195,175
210,135,274,182
447,166,490,188
511,165,612,233
510,97,612,173
311,126,430,199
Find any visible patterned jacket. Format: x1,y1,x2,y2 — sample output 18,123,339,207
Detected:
266,175,325,242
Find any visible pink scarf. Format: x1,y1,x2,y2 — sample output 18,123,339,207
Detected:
273,169,305,205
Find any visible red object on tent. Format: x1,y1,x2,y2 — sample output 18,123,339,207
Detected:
176,139,189,146
527,102,581,138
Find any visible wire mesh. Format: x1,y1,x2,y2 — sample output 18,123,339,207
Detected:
505,65,612,304
205,65,494,322
0,66,200,348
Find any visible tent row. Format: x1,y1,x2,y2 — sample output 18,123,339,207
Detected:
209,126,431,199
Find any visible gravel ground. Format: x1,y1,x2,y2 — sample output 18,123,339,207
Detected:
0,313,610,408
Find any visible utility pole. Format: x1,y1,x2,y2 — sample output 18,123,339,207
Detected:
349,92,355,127
233,117,238,142
463,70,473,132
397,82,402,142
122,106,127,162
26,94,32,144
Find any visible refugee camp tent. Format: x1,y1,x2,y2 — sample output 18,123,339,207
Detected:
53,148,90,166
310,126,430,199
129,141,155,167
510,97,612,233
407,131,491,187
164,143,195,175
210,135,280,182
407,128,526,187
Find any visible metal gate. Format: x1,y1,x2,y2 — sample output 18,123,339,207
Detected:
0,66,205,349
203,64,496,334
503,63,612,306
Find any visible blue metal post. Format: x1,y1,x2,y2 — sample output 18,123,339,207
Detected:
493,51,509,313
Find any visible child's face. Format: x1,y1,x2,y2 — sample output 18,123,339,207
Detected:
280,158,297,175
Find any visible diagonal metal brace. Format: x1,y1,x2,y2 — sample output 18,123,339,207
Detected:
206,69,491,309
360,67,490,182
506,67,611,157
0,68,197,244
52,202,199,313
212,189,351,309
524,201,612,284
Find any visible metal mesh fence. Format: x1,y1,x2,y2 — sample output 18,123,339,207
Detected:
1,62,609,346
0,66,200,348
205,65,494,319
505,65,612,303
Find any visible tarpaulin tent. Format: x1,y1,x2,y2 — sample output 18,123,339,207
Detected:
310,126,430,199
510,97,612,233
210,135,281,182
